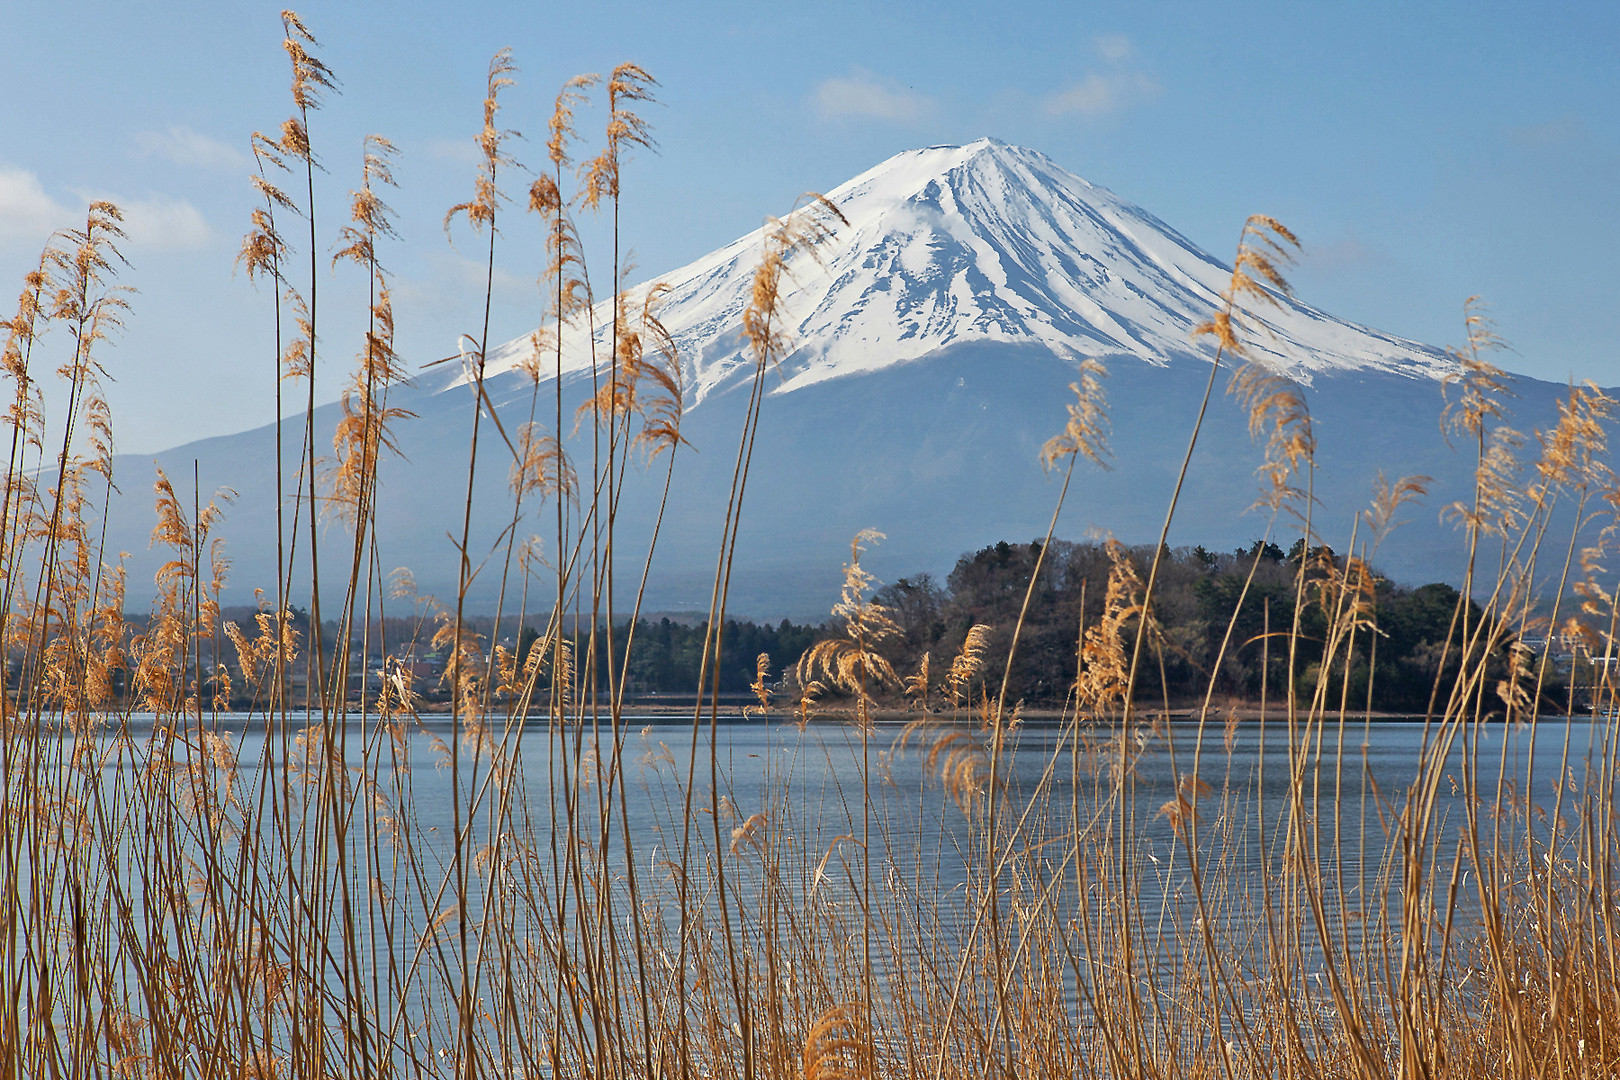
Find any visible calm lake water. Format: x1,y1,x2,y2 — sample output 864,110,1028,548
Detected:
119,708,1606,940
52,709,1613,1062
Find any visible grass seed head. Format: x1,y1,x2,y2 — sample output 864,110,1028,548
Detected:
1364,471,1432,541
750,653,772,708
1192,213,1299,358
510,423,576,503
804,1003,872,1080
1076,539,1147,713
903,651,931,705
280,10,335,112
584,63,657,212
743,194,847,370
548,73,599,169
945,625,992,707
1532,382,1614,502
1227,360,1315,512
444,49,517,239
1441,297,1515,441
1041,359,1112,470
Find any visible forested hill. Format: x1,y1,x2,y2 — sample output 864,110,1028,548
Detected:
855,538,1510,712
192,539,1523,710
546,538,1520,711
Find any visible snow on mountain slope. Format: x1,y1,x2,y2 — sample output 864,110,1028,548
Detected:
100,137,1535,615
472,137,1451,405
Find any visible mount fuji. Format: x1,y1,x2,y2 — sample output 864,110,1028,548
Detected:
474,138,1449,399
105,139,1582,616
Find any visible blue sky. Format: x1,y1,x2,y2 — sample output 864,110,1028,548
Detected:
2,0,1616,452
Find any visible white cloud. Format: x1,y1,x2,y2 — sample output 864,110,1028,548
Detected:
1094,33,1134,62
1044,72,1160,119
813,69,934,123
118,195,213,250
0,166,213,255
71,189,213,251
134,126,247,172
0,166,76,251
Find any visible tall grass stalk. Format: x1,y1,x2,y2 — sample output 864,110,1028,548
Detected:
5,17,1620,1080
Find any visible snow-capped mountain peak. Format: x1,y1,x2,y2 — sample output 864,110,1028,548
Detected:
477,138,1450,405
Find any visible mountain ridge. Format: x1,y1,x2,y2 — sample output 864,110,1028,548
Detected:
466,137,1453,409
97,140,1586,616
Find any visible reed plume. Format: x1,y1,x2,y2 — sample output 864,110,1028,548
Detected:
1441,296,1513,441
795,531,901,709
803,1003,873,1080
944,624,992,708
510,424,576,501
575,281,687,460
903,650,930,706
743,196,847,368
330,135,412,524
1531,381,1613,503
444,50,516,240
1076,539,1146,713
1363,471,1433,542
1440,301,1526,541
1040,358,1112,469
1228,360,1315,512
926,729,990,813
749,652,772,709
1193,214,1300,358
6,21,1620,1080
583,63,657,214
280,9,333,111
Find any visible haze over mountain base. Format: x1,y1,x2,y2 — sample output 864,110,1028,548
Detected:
104,343,1572,620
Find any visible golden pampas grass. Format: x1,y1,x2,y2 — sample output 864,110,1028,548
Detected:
902,651,930,707
280,10,333,112
796,531,901,710
1075,539,1146,712
1041,358,1112,470
803,1003,872,1080
583,63,657,213
509,423,576,502
945,624,991,708
1192,213,1300,359
1441,296,1513,440
443,49,517,239
745,195,847,369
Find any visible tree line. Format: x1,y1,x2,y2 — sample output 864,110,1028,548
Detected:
110,539,1516,710
857,538,1514,712
520,538,1516,711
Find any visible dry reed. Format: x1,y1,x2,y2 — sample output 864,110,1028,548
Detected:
2,16,1618,1080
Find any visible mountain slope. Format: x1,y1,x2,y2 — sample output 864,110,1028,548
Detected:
100,140,1582,617
476,138,1451,406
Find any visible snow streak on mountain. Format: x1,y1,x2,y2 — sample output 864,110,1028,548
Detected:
476,137,1450,405
109,137,1536,615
